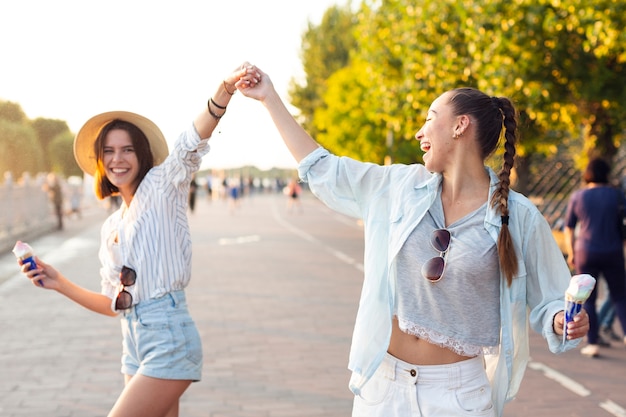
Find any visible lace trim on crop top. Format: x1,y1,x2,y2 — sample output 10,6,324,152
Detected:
397,317,499,356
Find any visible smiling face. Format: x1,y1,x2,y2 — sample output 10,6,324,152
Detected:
102,129,141,199
415,91,459,173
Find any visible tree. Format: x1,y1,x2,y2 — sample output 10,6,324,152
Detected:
317,0,485,164
444,0,626,189
31,118,71,172
0,101,28,124
499,0,626,167
0,120,44,179
303,0,626,192
289,4,357,137
49,131,82,177
314,59,389,161
0,100,77,178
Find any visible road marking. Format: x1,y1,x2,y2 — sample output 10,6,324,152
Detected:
218,235,261,246
600,400,626,417
330,249,365,272
528,361,591,397
529,362,626,416
272,203,364,272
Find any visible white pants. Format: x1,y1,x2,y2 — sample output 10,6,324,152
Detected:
352,353,495,417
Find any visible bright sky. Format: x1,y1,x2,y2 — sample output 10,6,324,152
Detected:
0,0,341,171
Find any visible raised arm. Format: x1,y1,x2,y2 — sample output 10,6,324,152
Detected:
193,64,260,139
236,64,320,163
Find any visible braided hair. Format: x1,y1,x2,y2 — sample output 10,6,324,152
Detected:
448,88,519,286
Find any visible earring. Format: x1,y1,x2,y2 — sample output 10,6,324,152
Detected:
453,133,459,139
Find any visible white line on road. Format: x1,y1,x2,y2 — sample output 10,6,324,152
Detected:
600,400,626,417
530,362,626,416
218,235,261,246
528,361,591,397
272,203,364,272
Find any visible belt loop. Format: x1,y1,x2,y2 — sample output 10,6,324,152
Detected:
448,365,461,389
381,353,397,381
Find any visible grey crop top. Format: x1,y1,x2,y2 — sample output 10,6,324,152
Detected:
395,195,501,356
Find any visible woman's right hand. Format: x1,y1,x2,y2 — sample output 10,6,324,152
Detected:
19,256,60,290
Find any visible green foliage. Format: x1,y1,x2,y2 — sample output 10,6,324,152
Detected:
289,4,358,136
291,0,626,180
481,0,626,165
49,131,81,176
0,101,28,124
315,59,388,162
31,117,71,172
0,120,45,178
0,100,76,178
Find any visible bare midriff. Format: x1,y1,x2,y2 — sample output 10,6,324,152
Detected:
387,317,475,365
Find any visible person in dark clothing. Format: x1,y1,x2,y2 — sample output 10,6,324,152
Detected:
564,157,626,357
44,173,64,230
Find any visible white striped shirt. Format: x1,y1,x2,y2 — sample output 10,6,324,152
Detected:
98,123,210,311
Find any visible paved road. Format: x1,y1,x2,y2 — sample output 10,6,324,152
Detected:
0,192,624,417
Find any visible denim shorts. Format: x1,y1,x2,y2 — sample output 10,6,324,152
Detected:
352,352,495,417
120,290,203,381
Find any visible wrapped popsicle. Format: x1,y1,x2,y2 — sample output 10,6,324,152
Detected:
12,241,43,286
563,273,596,342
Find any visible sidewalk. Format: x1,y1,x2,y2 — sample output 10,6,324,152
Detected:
2,191,625,417
0,192,361,417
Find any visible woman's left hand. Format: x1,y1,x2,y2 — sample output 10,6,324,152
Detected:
553,309,589,339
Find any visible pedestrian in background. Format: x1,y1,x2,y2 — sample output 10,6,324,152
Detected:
284,177,302,213
598,285,620,343
43,172,64,230
238,64,589,417
564,157,626,358
18,65,259,417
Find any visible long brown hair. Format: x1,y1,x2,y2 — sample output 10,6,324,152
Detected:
449,88,519,286
92,119,154,200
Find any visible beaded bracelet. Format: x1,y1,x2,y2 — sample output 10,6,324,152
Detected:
223,80,236,95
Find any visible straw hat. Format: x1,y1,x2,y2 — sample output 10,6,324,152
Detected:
73,111,169,176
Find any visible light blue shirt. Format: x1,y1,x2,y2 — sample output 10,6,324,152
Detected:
298,147,580,416
99,123,210,310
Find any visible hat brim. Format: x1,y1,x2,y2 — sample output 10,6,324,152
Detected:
73,111,169,177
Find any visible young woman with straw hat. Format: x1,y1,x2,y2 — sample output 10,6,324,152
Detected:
17,64,260,417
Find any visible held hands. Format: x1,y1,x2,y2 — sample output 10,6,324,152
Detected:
18,257,60,290
233,62,274,101
552,309,589,340
223,62,263,96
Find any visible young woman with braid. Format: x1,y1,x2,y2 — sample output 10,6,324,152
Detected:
237,64,589,417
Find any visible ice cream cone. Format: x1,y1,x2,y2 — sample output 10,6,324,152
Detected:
562,274,596,342
12,241,42,286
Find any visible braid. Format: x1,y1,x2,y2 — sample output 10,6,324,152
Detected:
448,89,520,286
490,97,518,286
